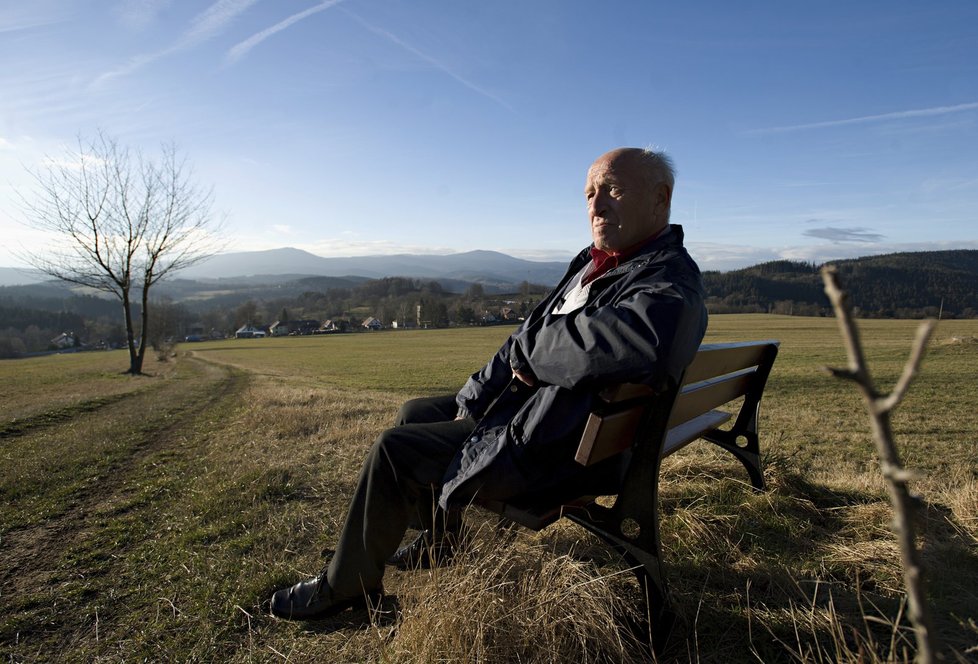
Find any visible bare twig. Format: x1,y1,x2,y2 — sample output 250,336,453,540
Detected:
235,605,254,656
881,323,936,413
820,265,941,663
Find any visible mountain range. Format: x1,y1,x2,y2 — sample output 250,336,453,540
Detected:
175,247,571,288
0,247,571,290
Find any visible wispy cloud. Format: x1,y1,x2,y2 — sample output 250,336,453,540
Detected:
95,0,260,86
293,238,458,257
746,101,978,135
687,242,782,272
803,226,885,243
115,0,172,31
341,8,513,112
226,0,344,65
778,180,835,188
921,176,978,193
0,4,68,34
0,18,62,34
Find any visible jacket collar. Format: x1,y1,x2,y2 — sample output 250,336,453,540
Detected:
577,224,685,279
537,225,686,319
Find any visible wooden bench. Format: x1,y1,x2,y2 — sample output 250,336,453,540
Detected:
477,340,779,635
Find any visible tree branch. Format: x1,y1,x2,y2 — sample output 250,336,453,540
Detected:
879,320,936,413
820,265,941,663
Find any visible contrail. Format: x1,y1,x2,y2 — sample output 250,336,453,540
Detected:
746,101,978,135
94,0,260,86
226,0,345,65
341,7,514,112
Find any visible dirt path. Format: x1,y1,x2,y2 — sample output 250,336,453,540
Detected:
0,356,247,644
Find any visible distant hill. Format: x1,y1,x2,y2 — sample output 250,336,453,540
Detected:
176,247,571,289
0,267,46,287
0,248,571,291
703,250,978,317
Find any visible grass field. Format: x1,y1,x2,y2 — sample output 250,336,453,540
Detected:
1,314,976,662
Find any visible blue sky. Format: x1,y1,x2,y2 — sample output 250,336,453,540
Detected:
2,0,977,272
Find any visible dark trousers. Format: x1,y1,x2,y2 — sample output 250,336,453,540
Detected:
325,395,475,598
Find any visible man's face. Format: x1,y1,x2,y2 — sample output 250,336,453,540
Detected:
585,151,668,252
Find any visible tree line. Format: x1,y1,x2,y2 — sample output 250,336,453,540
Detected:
703,251,978,319
0,277,549,358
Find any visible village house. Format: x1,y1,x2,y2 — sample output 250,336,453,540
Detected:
235,324,268,339
317,320,342,333
499,306,517,321
50,331,79,349
269,319,321,336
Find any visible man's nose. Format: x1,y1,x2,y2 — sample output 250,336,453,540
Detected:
589,192,608,217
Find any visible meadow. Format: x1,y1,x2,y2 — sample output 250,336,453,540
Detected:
1,314,976,662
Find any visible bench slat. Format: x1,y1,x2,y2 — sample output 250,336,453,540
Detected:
682,342,774,385
662,409,732,457
576,403,737,467
667,369,755,427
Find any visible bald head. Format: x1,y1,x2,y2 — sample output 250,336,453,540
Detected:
585,148,674,252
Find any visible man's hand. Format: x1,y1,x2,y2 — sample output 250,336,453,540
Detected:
512,368,536,387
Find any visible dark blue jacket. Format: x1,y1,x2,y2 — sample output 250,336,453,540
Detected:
439,225,707,509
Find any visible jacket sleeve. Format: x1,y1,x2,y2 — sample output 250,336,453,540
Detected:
455,339,514,419
508,265,706,391
455,252,590,419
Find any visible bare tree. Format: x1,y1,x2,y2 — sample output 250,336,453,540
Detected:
19,132,222,374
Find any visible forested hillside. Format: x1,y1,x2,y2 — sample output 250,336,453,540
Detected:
704,250,978,318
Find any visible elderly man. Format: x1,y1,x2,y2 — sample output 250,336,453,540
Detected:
270,147,708,620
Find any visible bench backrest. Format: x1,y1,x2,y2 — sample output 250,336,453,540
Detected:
575,340,780,466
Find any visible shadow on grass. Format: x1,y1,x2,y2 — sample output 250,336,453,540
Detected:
533,451,978,661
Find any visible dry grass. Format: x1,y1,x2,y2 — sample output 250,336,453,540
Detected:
0,350,177,426
386,523,650,662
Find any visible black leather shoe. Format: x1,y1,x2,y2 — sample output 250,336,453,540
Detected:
386,529,467,570
269,575,382,621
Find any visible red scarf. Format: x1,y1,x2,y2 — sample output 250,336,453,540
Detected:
582,227,667,286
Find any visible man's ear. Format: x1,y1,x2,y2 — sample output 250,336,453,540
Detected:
654,183,672,215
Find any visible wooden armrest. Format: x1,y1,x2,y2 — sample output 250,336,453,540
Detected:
576,407,644,466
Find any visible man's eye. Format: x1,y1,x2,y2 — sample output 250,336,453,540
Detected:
610,186,622,196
